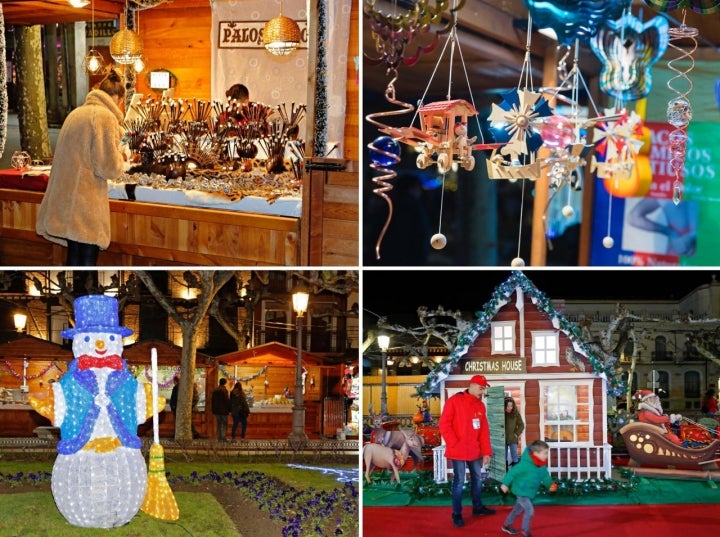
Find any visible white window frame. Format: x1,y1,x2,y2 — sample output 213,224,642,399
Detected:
491,320,516,355
531,330,559,366
539,379,594,446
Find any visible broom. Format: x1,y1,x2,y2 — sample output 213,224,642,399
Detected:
141,347,180,520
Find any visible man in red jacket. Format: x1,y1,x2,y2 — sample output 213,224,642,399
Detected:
439,375,496,528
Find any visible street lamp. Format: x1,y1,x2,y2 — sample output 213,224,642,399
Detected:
377,334,390,417
14,313,27,333
289,290,310,449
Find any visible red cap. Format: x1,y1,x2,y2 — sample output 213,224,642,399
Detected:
469,375,490,387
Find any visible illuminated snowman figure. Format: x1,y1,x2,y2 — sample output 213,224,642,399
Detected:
31,295,158,528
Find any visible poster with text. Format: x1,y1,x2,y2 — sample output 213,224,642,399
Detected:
590,121,719,266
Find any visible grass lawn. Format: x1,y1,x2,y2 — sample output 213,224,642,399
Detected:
0,456,360,537
0,491,237,537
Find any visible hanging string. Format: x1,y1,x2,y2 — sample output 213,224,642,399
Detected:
515,180,527,265
436,172,447,236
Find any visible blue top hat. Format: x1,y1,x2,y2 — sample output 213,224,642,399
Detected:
61,295,133,339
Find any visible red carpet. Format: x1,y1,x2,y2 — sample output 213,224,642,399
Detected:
362,504,720,536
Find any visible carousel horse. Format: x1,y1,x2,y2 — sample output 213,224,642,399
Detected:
363,432,423,484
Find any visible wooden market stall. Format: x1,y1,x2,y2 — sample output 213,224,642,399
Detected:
0,0,359,266
0,336,217,439
214,342,346,440
0,336,72,436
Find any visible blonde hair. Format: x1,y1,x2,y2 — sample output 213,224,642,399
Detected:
96,68,126,99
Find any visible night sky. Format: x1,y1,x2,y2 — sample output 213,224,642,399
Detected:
363,268,719,320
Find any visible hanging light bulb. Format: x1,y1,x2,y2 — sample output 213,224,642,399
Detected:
131,9,145,72
69,0,90,7
263,0,301,56
133,55,146,73
83,0,105,74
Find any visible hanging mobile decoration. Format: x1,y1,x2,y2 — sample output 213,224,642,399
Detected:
375,11,502,253
486,14,554,266
364,1,445,260
364,0,471,258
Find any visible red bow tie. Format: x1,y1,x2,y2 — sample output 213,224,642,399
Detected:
77,354,124,371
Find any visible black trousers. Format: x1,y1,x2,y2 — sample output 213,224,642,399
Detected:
66,240,100,266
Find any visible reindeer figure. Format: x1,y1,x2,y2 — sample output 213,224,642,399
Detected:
363,432,423,484
367,409,425,467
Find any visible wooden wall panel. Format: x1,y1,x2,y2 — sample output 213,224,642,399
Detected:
135,5,213,100
345,1,359,162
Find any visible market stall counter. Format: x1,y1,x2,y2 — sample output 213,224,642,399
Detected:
0,166,301,266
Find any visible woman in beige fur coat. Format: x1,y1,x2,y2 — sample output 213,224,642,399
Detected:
36,69,126,266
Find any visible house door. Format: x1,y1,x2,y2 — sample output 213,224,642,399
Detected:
485,386,506,481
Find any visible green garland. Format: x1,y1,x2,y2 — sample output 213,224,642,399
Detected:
369,470,640,503
415,271,625,398
0,7,8,161
313,0,328,156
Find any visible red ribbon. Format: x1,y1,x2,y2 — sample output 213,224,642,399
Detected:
77,354,124,371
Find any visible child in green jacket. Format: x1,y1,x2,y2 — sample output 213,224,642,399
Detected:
500,440,557,537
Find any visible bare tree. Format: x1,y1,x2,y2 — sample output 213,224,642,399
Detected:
134,270,235,440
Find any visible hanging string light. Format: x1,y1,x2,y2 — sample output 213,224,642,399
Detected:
83,0,105,75
132,9,146,73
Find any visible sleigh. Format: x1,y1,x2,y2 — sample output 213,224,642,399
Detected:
620,421,720,469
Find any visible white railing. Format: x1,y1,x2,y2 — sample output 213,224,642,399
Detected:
547,444,613,480
432,443,613,483
433,446,448,483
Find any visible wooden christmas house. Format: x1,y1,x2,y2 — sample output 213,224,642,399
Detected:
420,271,620,482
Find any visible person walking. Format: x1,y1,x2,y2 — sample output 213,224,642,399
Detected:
211,378,231,442
505,396,525,468
36,68,126,266
438,375,496,528
500,440,558,536
230,382,250,440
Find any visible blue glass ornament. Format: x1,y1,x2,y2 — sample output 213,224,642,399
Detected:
369,135,401,167
523,0,632,46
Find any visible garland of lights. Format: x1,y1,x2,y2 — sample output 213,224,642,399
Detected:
1,359,67,380
141,365,180,389
415,271,625,398
218,364,268,383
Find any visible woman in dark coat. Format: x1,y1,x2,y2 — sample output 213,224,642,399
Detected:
505,396,525,467
230,382,251,440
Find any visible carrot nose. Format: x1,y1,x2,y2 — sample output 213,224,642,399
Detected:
96,339,105,350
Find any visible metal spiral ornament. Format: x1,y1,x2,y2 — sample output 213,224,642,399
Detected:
366,72,415,260
368,135,401,259
665,17,698,205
